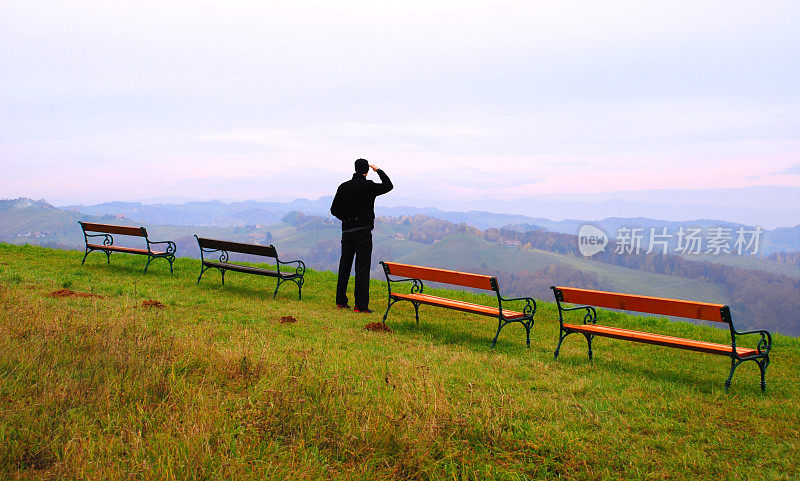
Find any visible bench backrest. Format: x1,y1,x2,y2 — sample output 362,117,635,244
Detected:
196,236,278,259
80,222,147,237
382,262,497,291
552,286,729,323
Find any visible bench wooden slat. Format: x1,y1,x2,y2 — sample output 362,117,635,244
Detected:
383,262,495,291
87,244,165,255
80,222,146,237
197,237,277,258
202,261,301,279
563,323,758,357
556,286,726,322
392,293,526,319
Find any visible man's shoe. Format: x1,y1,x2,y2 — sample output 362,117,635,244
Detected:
337,304,351,309
353,307,373,314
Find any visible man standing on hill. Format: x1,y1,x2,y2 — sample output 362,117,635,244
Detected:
330,158,393,313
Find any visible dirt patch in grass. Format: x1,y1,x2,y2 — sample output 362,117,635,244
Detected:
364,322,392,333
142,300,166,309
279,315,298,324
19,447,57,471
47,289,103,299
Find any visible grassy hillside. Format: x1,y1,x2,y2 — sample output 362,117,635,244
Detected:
1,244,799,479
0,199,85,247
685,253,800,280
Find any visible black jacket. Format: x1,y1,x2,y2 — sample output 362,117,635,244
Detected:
330,169,393,232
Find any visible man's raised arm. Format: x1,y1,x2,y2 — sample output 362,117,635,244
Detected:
370,164,393,196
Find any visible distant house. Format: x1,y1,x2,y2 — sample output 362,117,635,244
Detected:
243,232,271,245
17,231,48,238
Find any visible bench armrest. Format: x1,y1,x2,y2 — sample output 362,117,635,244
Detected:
277,259,306,276
557,304,598,325
386,276,425,294
387,276,418,283
148,239,176,255
734,328,772,356
498,295,537,318
380,263,424,294
499,295,536,303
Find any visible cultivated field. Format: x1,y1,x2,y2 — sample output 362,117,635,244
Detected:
1,244,799,479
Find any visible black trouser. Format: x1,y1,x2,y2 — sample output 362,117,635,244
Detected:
336,228,372,309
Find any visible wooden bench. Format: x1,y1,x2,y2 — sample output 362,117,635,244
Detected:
79,222,176,273
380,261,536,348
195,236,305,299
551,286,772,392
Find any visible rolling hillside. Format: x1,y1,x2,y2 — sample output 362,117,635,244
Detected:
1,243,799,479
686,253,800,279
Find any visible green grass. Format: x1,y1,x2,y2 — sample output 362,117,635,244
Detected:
1,243,799,479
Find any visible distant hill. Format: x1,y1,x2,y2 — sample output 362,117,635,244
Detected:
0,198,105,248
62,198,335,227
57,197,800,255
388,185,800,229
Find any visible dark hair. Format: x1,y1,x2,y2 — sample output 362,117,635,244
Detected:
355,158,369,174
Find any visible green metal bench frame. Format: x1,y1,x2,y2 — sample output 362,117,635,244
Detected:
195,235,305,300
78,221,175,273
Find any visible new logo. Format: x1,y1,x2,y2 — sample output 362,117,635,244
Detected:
578,225,608,257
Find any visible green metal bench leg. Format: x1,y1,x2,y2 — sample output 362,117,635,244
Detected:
585,333,594,360
144,256,153,273
273,278,282,299
382,298,398,323
295,278,303,300
490,318,505,349
105,251,111,264
554,329,571,359
81,248,90,265
758,359,768,392
525,320,532,348
169,257,174,274
221,270,225,286
197,265,207,284
724,358,742,392
413,302,420,324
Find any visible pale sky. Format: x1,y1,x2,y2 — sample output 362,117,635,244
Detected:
2,1,799,207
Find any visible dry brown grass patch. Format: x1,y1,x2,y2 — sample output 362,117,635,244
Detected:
141,300,166,308
47,289,103,299
364,322,392,333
